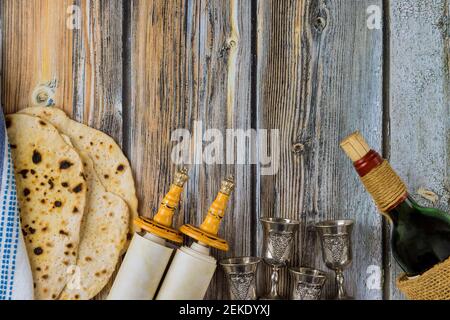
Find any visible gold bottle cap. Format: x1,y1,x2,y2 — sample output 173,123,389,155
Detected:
179,176,235,251
340,131,371,162
135,167,189,244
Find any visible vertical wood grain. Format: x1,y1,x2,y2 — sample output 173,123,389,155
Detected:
126,0,253,299
256,0,384,299
125,0,187,223
386,0,450,300
1,0,123,141
72,0,123,144
185,0,253,299
1,0,74,113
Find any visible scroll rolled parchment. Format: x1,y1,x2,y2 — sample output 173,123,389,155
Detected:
156,243,216,300
107,233,173,300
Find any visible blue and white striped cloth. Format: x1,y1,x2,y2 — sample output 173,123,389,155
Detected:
0,108,33,300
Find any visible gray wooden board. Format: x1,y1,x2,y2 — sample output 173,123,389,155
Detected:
387,0,450,300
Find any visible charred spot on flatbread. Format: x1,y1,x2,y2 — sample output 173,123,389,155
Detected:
59,160,73,170
72,183,83,193
19,169,29,179
32,150,42,164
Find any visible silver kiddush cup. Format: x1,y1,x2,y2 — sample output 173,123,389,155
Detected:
289,267,327,300
260,217,300,300
220,257,261,300
315,219,354,300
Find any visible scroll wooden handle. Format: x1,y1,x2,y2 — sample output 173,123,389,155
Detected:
153,168,189,227
199,176,235,235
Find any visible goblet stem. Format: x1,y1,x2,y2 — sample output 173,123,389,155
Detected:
269,266,280,298
335,269,347,300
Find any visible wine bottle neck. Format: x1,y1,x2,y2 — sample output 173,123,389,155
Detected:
352,150,408,213
353,150,383,177
384,196,414,223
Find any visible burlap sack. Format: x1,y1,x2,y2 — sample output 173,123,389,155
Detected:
397,257,450,300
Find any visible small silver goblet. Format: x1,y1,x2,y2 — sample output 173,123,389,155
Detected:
289,267,327,300
260,217,300,300
315,219,354,300
220,257,261,300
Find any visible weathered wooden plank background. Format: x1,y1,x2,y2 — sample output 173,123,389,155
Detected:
0,0,448,300
386,0,450,300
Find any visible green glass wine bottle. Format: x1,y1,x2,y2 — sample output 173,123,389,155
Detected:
340,132,450,277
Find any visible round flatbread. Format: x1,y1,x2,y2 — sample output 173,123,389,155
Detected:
6,114,86,300
59,149,129,300
20,107,138,240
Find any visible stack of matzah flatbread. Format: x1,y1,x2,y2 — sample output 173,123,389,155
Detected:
6,107,138,300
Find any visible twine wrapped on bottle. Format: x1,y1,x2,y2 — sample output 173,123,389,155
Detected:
360,160,407,214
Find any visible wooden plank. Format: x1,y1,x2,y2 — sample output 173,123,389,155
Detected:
72,0,123,144
185,0,253,300
256,0,384,299
1,0,74,113
126,0,253,299
386,0,450,300
1,0,123,299
1,0,123,138
125,0,187,226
